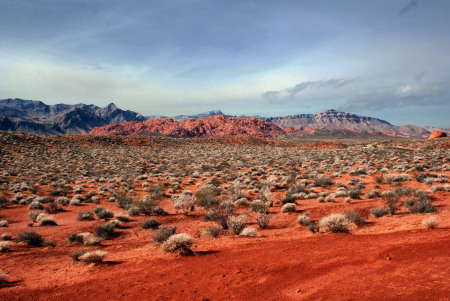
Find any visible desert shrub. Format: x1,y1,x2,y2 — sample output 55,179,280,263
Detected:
114,212,130,222
153,207,169,216
70,197,81,206
116,192,133,209
28,211,40,222
256,210,271,229
235,198,248,207
227,215,247,235
68,233,85,244
17,230,44,247
1,233,12,241
0,270,8,284
172,192,196,215
422,217,440,229
137,196,157,215
94,223,116,240
366,189,380,199
152,225,177,243
142,218,161,229
346,210,366,225
347,188,362,199
79,250,107,263
0,241,11,252
204,201,235,229
241,227,258,237
319,214,349,233
381,190,402,214
404,193,436,214
127,205,140,216
162,233,193,255
93,207,114,219
0,220,8,227
77,211,95,221
70,249,87,261
314,174,332,187
38,216,57,226
297,213,311,226
44,202,60,214
309,224,320,234
195,186,220,209
251,199,268,213
56,197,69,206
201,226,221,237
28,201,43,210
371,206,390,218
281,203,296,213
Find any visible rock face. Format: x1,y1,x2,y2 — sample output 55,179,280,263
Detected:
428,130,447,139
0,99,145,135
260,109,430,137
89,115,288,138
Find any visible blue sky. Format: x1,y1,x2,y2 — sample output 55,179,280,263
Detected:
0,0,449,126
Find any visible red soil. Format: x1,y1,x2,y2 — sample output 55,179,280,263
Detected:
1,182,449,300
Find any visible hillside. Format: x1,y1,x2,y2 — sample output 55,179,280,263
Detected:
89,114,288,137
0,98,145,135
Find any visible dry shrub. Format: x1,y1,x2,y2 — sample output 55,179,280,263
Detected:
152,225,177,243
201,226,221,237
318,214,349,233
227,215,247,235
0,241,11,252
78,250,107,263
162,233,193,255
282,203,297,213
241,227,258,237
297,213,311,226
422,216,440,229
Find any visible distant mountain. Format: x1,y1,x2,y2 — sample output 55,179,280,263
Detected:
0,98,145,135
145,110,224,122
260,110,431,137
89,115,287,138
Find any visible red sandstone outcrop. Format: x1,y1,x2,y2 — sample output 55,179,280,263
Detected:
89,115,288,138
428,130,447,139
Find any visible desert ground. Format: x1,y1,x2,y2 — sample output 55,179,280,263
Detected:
0,132,449,300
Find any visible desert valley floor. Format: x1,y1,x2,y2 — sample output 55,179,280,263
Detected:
0,132,449,300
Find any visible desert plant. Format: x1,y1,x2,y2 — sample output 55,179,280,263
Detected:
17,230,44,247
319,214,349,233
94,223,116,240
137,196,157,215
227,215,247,235
381,190,402,214
0,241,11,252
0,270,8,284
346,210,366,225
404,193,436,214
309,223,320,234
68,233,85,244
241,227,258,237
28,201,43,210
172,192,195,215
251,199,268,213
201,226,221,237
0,220,8,227
38,216,57,226
77,211,95,221
142,218,161,229
256,210,271,229
297,213,311,226
78,250,107,263
162,233,193,255
153,207,169,216
195,186,220,209
93,207,114,219
70,249,87,261
371,206,390,218
204,201,235,229
314,174,332,187
1,233,12,241
281,203,296,213
152,225,177,243
366,189,380,199
421,216,440,229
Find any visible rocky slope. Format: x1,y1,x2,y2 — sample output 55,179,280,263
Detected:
146,110,225,122
89,114,288,138
0,98,145,135
260,109,430,137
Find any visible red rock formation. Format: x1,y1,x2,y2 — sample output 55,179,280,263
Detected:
89,115,288,138
428,130,447,139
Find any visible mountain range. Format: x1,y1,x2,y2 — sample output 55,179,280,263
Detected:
0,98,447,137
0,98,145,135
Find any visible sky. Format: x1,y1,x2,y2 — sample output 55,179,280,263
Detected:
0,0,449,127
